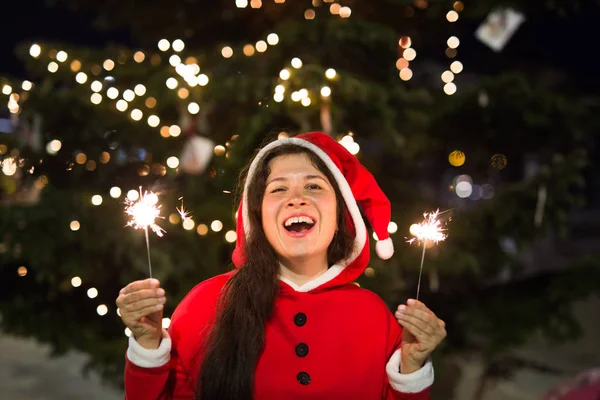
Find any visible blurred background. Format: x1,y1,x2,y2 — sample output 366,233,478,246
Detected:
1,0,599,399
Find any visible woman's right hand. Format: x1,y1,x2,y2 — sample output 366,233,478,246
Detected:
116,278,166,349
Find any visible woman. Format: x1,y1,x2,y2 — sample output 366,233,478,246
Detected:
117,132,446,400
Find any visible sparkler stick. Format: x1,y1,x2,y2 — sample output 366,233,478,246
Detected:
407,209,448,300
125,188,165,278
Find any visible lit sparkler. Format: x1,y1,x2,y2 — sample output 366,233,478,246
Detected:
176,197,192,222
125,187,165,278
407,209,449,300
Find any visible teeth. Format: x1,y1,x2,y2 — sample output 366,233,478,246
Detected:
284,216,315,226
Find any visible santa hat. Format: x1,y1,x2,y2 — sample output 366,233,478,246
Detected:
232,132,394,269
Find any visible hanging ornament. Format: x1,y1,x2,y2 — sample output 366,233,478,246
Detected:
475,8,525,52
180,135,214,175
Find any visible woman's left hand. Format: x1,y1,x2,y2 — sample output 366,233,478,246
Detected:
395,299,446,374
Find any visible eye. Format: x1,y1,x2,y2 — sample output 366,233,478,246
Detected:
306,184,322,190
270,187,286,193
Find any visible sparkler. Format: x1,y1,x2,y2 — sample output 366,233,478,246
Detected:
125,188,165,278
176,197,192,222
407,209,448,300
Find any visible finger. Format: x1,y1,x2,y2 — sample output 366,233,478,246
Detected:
395,311,435,339
129,303,164,321
122,296,166,314
123,288,165,304
121,279,160,295
396,316,437,349
406,299,434,314
396,305,438,332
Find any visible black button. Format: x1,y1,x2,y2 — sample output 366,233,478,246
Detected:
297,372,311,385
295,343,309,357
294,312,307,326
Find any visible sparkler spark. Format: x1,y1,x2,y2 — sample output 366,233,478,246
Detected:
124,188,165,279
125,189,165,237
407,209,449,300
176,197,192,222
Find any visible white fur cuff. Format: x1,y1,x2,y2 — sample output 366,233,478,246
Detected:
386,349,434,393
127,329,172,368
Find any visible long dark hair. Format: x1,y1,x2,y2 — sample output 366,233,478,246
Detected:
196,143,355,400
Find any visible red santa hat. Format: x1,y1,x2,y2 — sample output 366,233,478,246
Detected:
232,132,394,270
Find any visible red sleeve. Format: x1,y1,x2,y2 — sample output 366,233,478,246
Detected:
383,311,432,400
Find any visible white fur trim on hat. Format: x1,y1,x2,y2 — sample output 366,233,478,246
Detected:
376,237,394,260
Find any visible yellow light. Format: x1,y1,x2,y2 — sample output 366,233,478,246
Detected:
453,1,464,12
299,88,308,98
134,51,146,63
403,48,417,61
450,61,463,74
166,78,178,89
444,82,457,95
291,57,303,68
172,39,185,52
103,59,115,71
71,276,82,287
301,97,312,107
275,84,285,94
97,305,108,316
339,6,351,18
447,36,460,49
90,93,102,104
388,222,398,234
48,61,59,73
221,46,234,58
399,36,412,49
188,102,200,114
279,69,291,80
409,223,420,236
169,125,181,137
325,68,337,79
182,219,195,230
134,84,147,96
2,85,12,95
291,91,302,102
123,89,135,102
70,60,82,72
305,9,316,19
127,189,140,201
365,267,375,277
169,54,182,67
197,223,209,236
250,0,262,8
107,87,119,99
147,115,160,127
75,153,87,164
86,160,97,171
91,80,103,92
330,3,341,14
116,99,128,111
110,186,122,198
160,126,170,138
399,68,413,81
22,81,33,91
87,288,98,299
214,145,226,156
158,39,170,51
169,213,181,224
225,230,237,243
321,86,331,97
243,44,255,56
29,44,41,58
211,220,223,232
396,58,409,70
56,50,68,62
166,156,179,169
441,70,454,83
146,97,158,107
267,33,279,45
447,10,459,22
274,93,284,102
236,0,248,7
256,40,268,52
130,109,143,121
99,151,110,164
17,266,28,277
198,74,209,86
448,150,466,167
47,140,62,154
91,195,103,206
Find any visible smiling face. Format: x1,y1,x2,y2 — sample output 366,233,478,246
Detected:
261,153,338,268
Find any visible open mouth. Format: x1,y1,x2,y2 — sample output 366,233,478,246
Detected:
283,216,316,234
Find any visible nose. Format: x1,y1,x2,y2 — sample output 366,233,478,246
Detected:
286,188,309,208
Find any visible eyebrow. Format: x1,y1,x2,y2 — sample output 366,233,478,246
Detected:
266,175,327,186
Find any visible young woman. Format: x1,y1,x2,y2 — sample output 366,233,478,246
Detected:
117,132,446,400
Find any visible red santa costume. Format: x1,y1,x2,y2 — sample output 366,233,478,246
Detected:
124,132,434,399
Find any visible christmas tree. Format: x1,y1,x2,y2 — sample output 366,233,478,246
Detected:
1,0,599,394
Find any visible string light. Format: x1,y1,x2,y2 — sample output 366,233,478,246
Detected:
325,68,337,79
147,115,160,127
441,71,454,83
29,44,41,58
48,62,59,73
107,87,119,99
291,57,303,68
267,33,279,45
2,85,12,95
447,36,460,49
221,46,234,58
403,48,417,61
91,195,103,205
172,39,185,52
116,99,128,111
166,78,178,89
130,109,143,121
110,187,122,198
169,125,181,137
256,40,268,52
169,55,182,67
134,84,147,96
103,59,115,71
91,81,103,92
166,156,179,168
446,10,459,22
320,86,331,97
198,74,209,86
75,72,88,84
87,288,98,299
399,68,413,81
450,61,463,73
158,39,170,51
134,51,145,63
279,69,291,80
211,220,223,232
444,82,457,95
123,89,135,102
71,276,82,287
90,93,102,104
188,102,200,114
